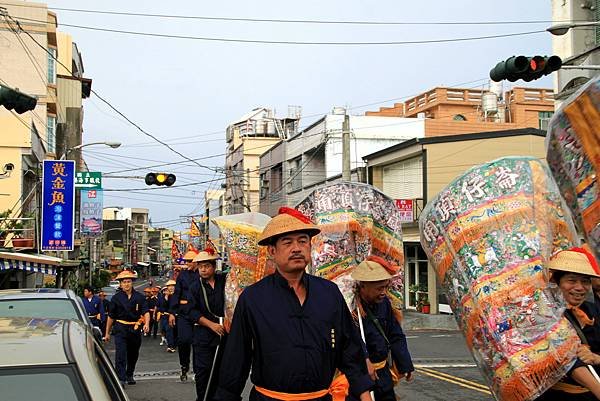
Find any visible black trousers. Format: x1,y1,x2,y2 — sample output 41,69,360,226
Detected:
177,316,194,369
114,324,142,381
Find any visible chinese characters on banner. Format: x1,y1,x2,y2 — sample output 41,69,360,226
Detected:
80,189,103,237
41,160,75,251
395,199,414,222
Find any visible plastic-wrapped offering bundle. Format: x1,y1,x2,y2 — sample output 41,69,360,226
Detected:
419,157,580,401
546,75,600,259
296,182,404,309
212,213,275,330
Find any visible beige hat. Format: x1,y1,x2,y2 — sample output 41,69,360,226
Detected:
193,249,219,263
548,247,600,278
351,255,399,282
183,250,199,261
258,207,320,246
115,270,137,281
165,279,176,286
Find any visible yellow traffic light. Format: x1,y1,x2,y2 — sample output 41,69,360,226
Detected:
145,172,176,186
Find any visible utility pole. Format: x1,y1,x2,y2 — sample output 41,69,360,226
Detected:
245,168,251,212
342,111,351,181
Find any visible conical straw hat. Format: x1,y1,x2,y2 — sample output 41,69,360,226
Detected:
548,247,600,278
258,207,320,246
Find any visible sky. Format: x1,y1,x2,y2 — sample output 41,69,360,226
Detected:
20,0,555,231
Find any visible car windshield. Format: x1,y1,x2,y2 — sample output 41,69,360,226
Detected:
0,299,79,320
0,366,86,401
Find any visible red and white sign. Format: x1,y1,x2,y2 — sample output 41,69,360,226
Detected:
395,199,414,222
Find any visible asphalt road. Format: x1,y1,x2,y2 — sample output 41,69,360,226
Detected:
108,278,493,401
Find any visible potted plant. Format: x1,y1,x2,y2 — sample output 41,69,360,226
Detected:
0,209,34,248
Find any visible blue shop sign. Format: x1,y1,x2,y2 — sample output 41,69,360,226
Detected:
41,160,75,251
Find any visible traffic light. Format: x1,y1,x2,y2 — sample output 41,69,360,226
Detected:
0,84,37,114
145,172,176,186
490,55,562,82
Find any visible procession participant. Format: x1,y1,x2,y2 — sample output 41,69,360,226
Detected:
150,286,161,339
98,290,110,336
214,207,373,401
104,270,150,386
169,250,201,382
81,286,104,330
144,287,156,337
190,249,226,401
537,248,600,400
159,280,177,352
351,256,414,401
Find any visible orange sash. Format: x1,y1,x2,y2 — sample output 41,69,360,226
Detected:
116,317,146,330
255,374,349,401
568,305,595,328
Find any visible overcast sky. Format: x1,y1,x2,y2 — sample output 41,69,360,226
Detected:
36,0,553,230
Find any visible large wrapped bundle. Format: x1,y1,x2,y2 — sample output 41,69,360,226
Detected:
419,157,580,401
296,182,404,309
212,213,275,329
546,76,600,259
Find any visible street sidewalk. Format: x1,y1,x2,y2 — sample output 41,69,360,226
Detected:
401,310,458,331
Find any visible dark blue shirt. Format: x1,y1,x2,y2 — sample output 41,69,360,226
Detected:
82,295,104,318
157,293,169,313
169,269,200,318
361,297,414,374
108,290,148,322
214,271,373,401
190,272,227,346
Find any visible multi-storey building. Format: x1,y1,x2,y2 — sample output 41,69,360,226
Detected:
225,108,299,214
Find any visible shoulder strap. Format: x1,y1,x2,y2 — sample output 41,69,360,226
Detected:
200,281,216,318
365,305,390,346
564,309,589,345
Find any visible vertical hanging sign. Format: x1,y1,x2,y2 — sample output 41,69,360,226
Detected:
41,160,75,251
80,189,103,237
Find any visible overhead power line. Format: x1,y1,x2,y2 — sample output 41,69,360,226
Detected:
17,17,548,46
0,3,567,26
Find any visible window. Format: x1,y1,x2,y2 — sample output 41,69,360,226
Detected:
453,114,467,121
538,111,554,130
288,157,302,192
0,366,87,401
47,48,56,84
0,299,79,320
259,173,268,199
47,115,56,153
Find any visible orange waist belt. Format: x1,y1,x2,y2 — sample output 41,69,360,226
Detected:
551,381,589,394
116,317,145,330
255,374,349,401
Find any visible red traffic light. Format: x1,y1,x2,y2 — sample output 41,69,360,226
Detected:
145,172,176,186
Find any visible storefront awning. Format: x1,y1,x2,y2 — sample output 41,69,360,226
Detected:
0,252,79,276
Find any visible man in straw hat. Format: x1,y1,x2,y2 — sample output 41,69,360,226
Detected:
169,248,201,382
351,256,414,401
190,248,226,401
537,247,600,400
214,207,373,401
104,270,150,386
159,280,177,352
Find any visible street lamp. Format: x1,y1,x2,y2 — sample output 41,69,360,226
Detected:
547,21,600,36
61,141,121,160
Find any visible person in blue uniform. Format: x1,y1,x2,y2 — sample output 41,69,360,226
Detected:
98,290,110,337
351,256,414,401
190,249,226,401
159,280,177,352
535,248,600,401
169,250,200,382
214,207,373,401
144,287,157,338
104,270,150,386
151,286,161,339
81,286,104,329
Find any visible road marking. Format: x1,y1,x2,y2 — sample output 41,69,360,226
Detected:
405,335,419,339
416,367,491,395
415,363,477,368
430,334,453,338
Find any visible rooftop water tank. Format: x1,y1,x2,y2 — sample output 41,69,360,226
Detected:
482,92,498,115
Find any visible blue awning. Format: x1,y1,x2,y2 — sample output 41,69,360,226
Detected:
0,259,57,275
0,252,78,276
